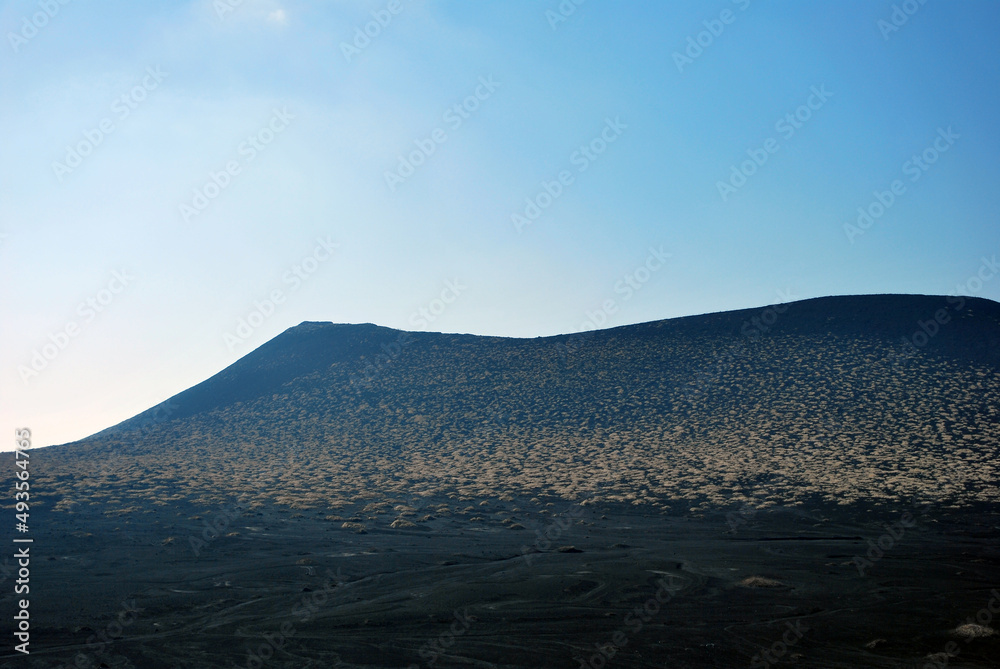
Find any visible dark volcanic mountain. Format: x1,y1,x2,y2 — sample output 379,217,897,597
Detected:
44,293,1000,512
13,294,1000,669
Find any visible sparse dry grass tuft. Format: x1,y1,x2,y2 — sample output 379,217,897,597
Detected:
738,576,783,588
952,623,995,639
341,521,367,534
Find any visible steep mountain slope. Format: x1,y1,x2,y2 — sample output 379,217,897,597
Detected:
34,294,1000,516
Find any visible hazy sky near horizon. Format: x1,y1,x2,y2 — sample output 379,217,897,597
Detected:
2,0,999,448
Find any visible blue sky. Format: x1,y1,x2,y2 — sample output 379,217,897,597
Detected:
2,0,999,447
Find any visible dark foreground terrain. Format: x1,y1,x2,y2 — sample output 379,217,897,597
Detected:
3,295,999,667
4,496,999,668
